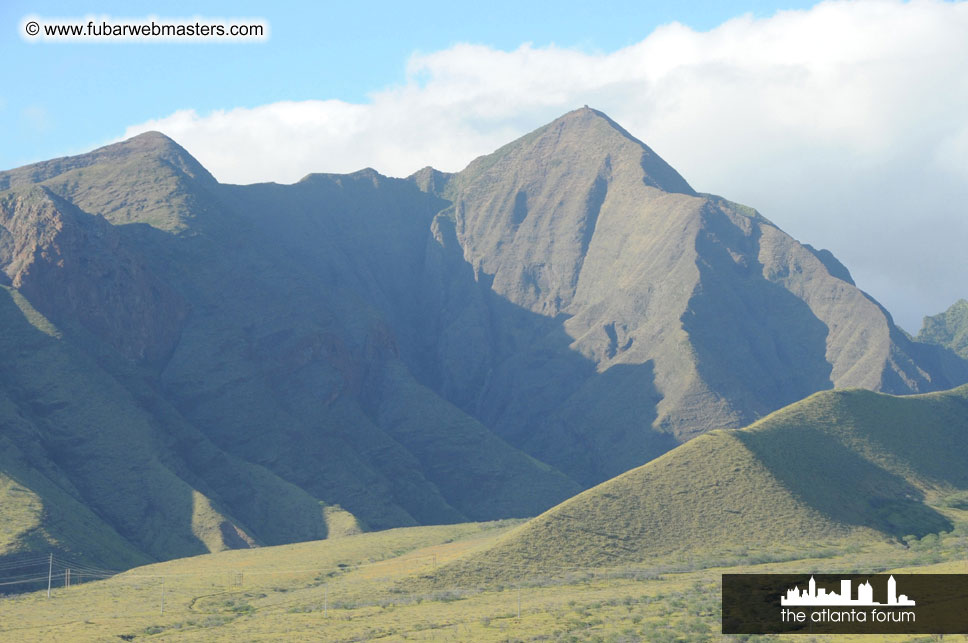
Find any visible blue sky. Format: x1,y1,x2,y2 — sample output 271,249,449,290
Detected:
3,1,968,330
3,0,816,169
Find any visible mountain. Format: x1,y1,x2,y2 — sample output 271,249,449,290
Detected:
432,385,968,581
918,299,968,359
1,108,965,570
0,133,579,570
410,107,968,485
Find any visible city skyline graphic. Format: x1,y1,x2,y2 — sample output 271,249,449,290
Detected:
781,575,916,607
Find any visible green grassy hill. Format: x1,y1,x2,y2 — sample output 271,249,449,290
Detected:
434,385,968,582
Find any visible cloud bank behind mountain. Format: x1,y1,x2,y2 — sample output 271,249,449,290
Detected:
123,0,968,332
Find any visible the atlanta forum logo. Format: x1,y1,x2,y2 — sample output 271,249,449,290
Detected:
722,573,968,634
780,575,915,624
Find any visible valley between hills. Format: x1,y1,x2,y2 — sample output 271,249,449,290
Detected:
1,107,967,640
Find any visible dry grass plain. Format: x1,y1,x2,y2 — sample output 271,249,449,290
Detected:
1,515,967,642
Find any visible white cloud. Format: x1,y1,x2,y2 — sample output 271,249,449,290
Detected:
123,0,968,332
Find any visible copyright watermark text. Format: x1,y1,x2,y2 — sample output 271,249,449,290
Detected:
21,15,269,43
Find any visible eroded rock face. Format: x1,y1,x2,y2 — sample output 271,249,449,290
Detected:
418,107,968,484
0,187,187,363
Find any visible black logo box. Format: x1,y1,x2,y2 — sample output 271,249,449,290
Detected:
722,574,968,634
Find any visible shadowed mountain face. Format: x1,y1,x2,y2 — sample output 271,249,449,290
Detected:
0,108,965,568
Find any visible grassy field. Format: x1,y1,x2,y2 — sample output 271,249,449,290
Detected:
1,515,967,642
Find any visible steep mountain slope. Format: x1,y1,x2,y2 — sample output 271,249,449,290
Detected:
0,135,579,571
919,299,968,359
1,108,965,570
0,285,346,569
0,185,188,363
435,385,968,579
414,107,968,485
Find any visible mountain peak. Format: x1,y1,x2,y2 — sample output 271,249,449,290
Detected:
460,107,695,198
549,106,696,196
408,166,452,194
123,129,179,148
551,105,624,132
444,107,699,320
102,131,218,185
0,130,216,193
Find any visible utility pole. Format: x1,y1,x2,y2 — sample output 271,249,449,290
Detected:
65,568,70,588
47,553,52,598
517,588,521,618
161,578,165,615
